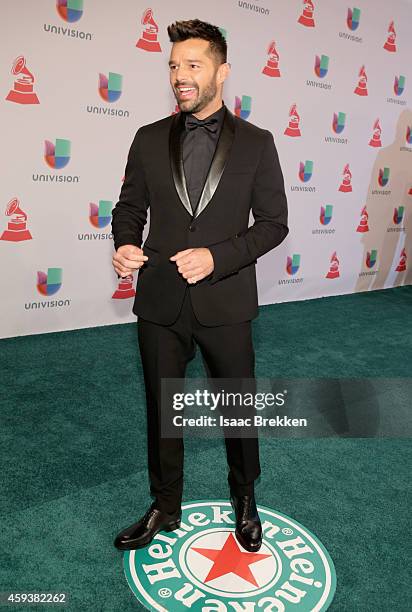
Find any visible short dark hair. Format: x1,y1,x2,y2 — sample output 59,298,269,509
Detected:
167,19,227,65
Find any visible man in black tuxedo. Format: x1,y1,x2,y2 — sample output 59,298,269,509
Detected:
112,19,288,552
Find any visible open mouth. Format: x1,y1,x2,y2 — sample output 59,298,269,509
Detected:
177,86,197,100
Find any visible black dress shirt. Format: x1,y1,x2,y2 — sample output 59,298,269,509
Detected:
182,102,226,215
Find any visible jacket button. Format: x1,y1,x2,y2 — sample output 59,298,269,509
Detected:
189,225,196,232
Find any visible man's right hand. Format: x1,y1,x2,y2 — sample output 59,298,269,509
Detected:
112,244,148,278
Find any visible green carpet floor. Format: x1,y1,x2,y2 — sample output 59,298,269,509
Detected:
1,285,411,611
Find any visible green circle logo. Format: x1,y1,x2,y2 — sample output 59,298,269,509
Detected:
123,500,336,611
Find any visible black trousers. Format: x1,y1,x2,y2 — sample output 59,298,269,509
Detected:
137,285,261,513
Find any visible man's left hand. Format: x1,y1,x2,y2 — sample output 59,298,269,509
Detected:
169,248,214,284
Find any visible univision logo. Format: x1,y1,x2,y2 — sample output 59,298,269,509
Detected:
299,160,313,183
314,54,329,78
78,201,113,240
387,207,406,233
32,138,79,183
44,138,70,169
98,72,122,102
287,254,300,275
44,0,92,40
378,167,390,187
394,75,405,96
347,7,361,30
37,267,62,295
320,205,333,225
366,249,377,269
307,55,332,90
234,95,251,120
324,111,348,144
87,72,130,117
393,206,404,225
291,160,316,192
332,112,346,134
90,200,112,227
25,267,71,310
56,0,83,22
312,205,335,235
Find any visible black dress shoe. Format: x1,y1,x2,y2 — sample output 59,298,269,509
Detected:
230,494,262,552
114,502,181,550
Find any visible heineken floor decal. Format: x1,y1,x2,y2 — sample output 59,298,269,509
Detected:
123,500,336,611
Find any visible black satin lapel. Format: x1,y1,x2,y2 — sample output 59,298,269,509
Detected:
193,108,236,219
169,111,192,217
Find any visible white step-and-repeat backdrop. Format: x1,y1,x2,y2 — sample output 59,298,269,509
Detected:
1,0,411,338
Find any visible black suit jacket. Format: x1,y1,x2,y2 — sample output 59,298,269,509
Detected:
111,107,289,326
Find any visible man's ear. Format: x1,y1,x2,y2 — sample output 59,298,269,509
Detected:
217,62,230,85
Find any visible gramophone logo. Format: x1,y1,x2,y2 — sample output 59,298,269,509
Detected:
314,54,329,78
393,206,404,225
1,198,32,242
235,95,252,120
262,41,281,77
298,0,315,28
366,250,377,269
5,56,39,105
406,125,412,145
284,104,301,137
320,205,333,225
299,160,313,182
112,275,135,299
287,254,300,275
44,139,71,169
89,200,112,228
369,118,382,147
332,112,346,134
37,268,62,296
338,163,352,192
326,251,340,279
394,75,405,97
383,20,396,52
396,248,407,272
136,8,161,52
357,205,369,232
354,65,368,96
56,0,83,23
378,167,390,187
98,72,122,103
347,7,361,31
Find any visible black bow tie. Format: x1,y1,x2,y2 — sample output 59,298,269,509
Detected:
186,116,219,133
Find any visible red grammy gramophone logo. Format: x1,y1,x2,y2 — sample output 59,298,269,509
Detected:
5,56,40,105
339,163,353,192
326,251,340,279
284,103,301,137
136,8,161,52
298,0,315,28
112,275,136,299
396,248,407,272
383,21,396,53
354,65,368,96
369,118,382,147
0,198,32,242
357,205,369,233
262,41,281,77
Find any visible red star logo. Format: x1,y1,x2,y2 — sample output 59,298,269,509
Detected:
192,533,271,586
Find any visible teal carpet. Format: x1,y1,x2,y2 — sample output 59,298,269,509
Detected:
1,286,411,611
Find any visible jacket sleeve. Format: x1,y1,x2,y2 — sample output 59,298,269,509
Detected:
208,130,288,284
111,128,149,251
